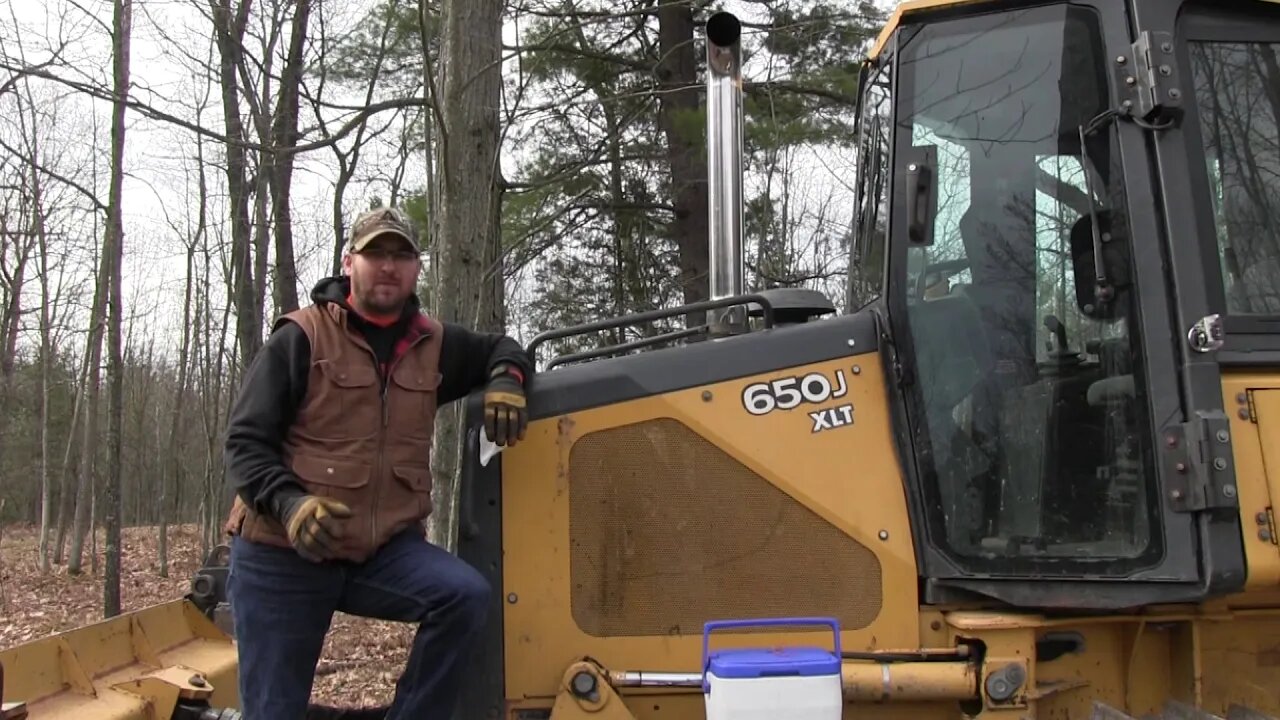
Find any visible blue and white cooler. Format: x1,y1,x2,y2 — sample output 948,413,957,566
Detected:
702,617,844,720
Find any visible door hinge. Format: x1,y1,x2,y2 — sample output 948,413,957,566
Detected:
1164,410,1238,512
1122,31,1184,127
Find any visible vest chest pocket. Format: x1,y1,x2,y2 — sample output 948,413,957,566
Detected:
389,367,442,440
307,360,380,437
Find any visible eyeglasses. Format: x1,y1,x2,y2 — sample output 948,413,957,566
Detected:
357,247,420,263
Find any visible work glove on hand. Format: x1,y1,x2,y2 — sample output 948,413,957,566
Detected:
280,494,352,563
484,368,528,447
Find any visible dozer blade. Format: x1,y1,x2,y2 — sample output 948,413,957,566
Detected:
1090,701,1280,720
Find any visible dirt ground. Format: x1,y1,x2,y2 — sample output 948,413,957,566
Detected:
0,522,414,707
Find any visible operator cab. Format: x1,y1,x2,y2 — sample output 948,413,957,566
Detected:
852,0,1280,606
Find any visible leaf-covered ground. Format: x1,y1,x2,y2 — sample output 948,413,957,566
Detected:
0,522,414,707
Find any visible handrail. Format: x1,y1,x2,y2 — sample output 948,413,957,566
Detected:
545,325,707,370
526,293,775,364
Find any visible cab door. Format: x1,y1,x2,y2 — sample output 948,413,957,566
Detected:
877,0,1245,607
1154,0,1280,589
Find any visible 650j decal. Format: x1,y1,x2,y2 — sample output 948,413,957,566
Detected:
740,368,856,433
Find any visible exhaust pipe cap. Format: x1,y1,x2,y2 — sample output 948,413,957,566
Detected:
707,12,741,50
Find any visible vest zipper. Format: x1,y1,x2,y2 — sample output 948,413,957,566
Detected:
354,327,433,554
349,339,389,554
373,375,388,550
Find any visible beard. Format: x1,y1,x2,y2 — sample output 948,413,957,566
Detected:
352,279,408,315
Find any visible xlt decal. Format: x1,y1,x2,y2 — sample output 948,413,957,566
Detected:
808,404,854,433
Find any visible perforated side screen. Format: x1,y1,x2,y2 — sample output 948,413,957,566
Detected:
568,418,883,637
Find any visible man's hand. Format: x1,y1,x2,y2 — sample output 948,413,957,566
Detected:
280,495,352,562
484,369,527,447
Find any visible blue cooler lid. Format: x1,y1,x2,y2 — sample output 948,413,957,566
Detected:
708,647,840,679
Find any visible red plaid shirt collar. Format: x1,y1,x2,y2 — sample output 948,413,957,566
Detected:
338,295,434,377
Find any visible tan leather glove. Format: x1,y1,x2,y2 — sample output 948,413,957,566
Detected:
280,495,352,562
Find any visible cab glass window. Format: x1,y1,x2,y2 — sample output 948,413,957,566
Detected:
1185,19,1280,315
850,62,892,310
893,4,1161,574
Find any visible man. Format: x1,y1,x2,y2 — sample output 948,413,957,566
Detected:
222,206,533,720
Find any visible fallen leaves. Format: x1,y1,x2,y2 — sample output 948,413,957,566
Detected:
0,522,414,707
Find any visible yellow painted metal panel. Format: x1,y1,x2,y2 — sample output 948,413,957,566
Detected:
869,0,992,59
500,351,920,705
0,599,238,719
1198,612,1280,717
841,661,976,701
1222,373,1280,589
868,0,1280,60
523,611,1280,719
1248,391,1280,548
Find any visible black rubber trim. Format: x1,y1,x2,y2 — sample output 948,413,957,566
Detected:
1131,0,1251,599
525,311,881,421
925,577,1218,611
455,398,506,720
1218,331,1280,367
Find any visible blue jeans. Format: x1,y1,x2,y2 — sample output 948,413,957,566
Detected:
227,529,490,720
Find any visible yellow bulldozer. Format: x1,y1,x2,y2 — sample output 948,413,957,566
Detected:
5,0,1280,717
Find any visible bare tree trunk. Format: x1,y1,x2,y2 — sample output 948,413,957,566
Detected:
54,341,91,565
67,247,107,576
101,0,132,617
161,240,196,578
0,236,30,454
209,0,262,369
656,1,710,326
183,129,213,550
66,93,108,576
427,0,504,551
10,65,58,572
268,0,310,315
213,299,235,545
0,498,7,610
196,218,234,554
196,228,218,556
35,173,52,572
91,486,98,576
420,0,440,259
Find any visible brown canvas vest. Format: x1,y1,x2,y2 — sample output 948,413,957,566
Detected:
224,302,444,563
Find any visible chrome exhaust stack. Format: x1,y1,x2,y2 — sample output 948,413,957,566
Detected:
705,11,748,336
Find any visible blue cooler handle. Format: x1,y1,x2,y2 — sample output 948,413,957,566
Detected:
701,617,842,671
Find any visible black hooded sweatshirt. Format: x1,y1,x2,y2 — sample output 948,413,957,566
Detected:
224,276,533,522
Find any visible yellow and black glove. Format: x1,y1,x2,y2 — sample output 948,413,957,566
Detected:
484,367,528,447
280,494,352,563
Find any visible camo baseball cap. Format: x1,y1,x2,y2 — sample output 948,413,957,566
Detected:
345,206,421,254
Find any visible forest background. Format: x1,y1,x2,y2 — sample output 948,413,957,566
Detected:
0,0,889,673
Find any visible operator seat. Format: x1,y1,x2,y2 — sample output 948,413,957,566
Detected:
910,289,991,420
908,272,994,550
953,206,1042,548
